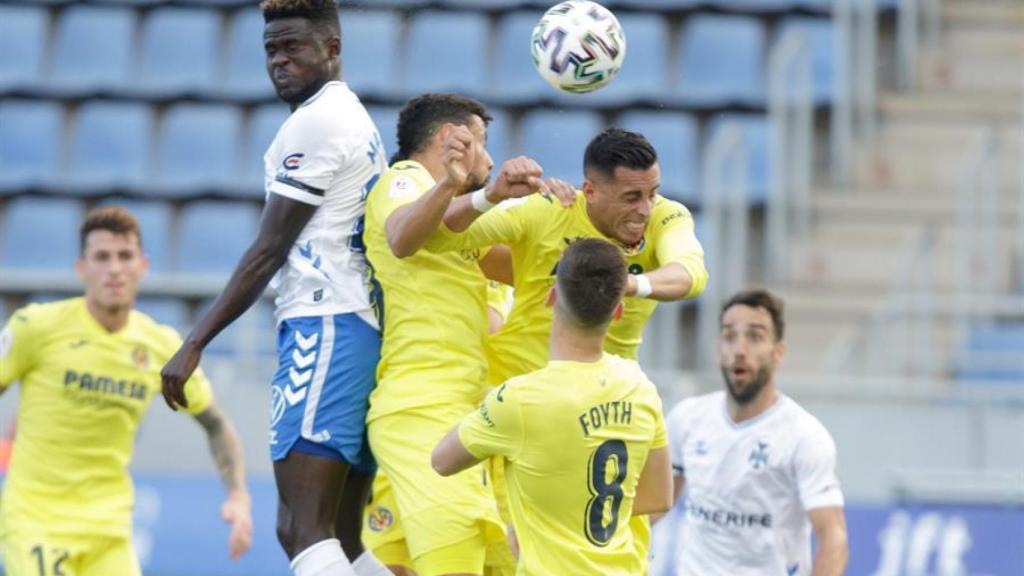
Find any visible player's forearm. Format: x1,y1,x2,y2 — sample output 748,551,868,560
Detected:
387,179,461,258
199,407,248,496
626,262,694,302
811,533,849,576
443,192,487,232
186,243,284,348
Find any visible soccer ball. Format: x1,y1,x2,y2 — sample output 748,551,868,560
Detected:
530,1,627,94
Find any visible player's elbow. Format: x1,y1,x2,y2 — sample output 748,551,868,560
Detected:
431,446,456,476
386,234,418,259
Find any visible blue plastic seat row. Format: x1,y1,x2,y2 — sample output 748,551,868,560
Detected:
0,4,835,107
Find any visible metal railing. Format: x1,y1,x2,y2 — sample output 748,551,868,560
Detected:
832,0,879,187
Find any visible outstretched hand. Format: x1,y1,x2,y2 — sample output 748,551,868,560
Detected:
222,491,253,561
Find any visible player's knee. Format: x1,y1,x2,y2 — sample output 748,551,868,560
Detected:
276,508,330,558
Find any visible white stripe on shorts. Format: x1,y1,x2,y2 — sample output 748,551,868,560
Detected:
301,314,335,442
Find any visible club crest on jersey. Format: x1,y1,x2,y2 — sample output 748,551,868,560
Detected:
749,441,770,470
367,507,394,532
282,153,304,171
694,439,708,456
621,236,647,256
131,345,150,370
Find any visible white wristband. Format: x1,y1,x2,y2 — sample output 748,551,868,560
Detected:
633,274,653,298
471,188,496,213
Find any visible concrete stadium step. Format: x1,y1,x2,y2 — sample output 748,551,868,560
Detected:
943,1,1024,30
879,93,1020,124
811,188,1023,227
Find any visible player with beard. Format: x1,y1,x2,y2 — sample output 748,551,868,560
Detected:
362,93,571,576
664,290,848,576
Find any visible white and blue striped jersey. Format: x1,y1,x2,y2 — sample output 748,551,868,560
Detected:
263,81,386,326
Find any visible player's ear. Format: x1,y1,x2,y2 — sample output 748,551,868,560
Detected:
74,255,85,279
545,286,556,308
325,32,341,59
773,339,787,364
611,301,624,321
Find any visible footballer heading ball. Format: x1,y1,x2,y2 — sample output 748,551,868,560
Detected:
531,1,627,94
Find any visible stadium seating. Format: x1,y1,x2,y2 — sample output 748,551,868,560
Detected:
225,8,274,99
138,8,221,97
616,111,700,204
492,12,554,102
0,5,47,90
178,200,260,273
96,198,175,272
243,103,291,192
0,101,64,191
486,108,513,168
68,102,153,191
518,110,604,183
955,324,1024,382
703,113,773,203
0,197,83,270
403,11,489,96
675,15,766,107
776,17,836,104
135,297,191,332
50,6,135,94
156,104,243,196
340,10,402,97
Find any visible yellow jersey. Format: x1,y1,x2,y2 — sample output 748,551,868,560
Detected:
364,160,491,420
458,353,668,575
426,192,706,384
0,298,213,538
486,281,513,323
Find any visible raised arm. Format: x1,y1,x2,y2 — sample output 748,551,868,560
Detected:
810,507,849,576
194,404,252,561
625,202,707,302
160,195,316,410
632,446,673,516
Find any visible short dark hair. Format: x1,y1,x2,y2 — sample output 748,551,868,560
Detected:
720,289,786,341
583,127,658,180
260,0,340,35
556,239,627,329
80,206,142,253
392,93,492,164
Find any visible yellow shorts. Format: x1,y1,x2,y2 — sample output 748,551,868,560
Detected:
368,405,508,576
362,472,413,569
0,528,140,576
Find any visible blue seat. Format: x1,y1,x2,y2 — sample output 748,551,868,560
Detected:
617,111,699,203
776,17,836,104
676,16,766,107
224,8,274,98
0,197,83,269
50,6,135,93
341,11,401,96
404,12,488,95
491,12,555,102
138,8,220,96
243,104,291,191
96,199,174,272
518,110,603,183
179,201,259,273
956,324,1024,382
156,104,242,194
0,101,63,190
0,5,47,89
68,102,153,189
135,297,190,332
365,106,401,164
703,114,773,203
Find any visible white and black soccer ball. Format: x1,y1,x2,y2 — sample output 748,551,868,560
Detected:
530,1,627,94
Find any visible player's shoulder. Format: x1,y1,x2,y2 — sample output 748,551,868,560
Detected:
129,310,184,353
11,297,81,331
667,390,722,427
651,195,693,228
781,395,835,445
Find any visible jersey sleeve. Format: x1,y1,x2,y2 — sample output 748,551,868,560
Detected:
666,399,692,476
371,171,429,222
646,379,669,450
267,113,346,207
0,308,38,389
424,196,532,254
457,381,524,460
650,200,708,299
793,423,845,511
